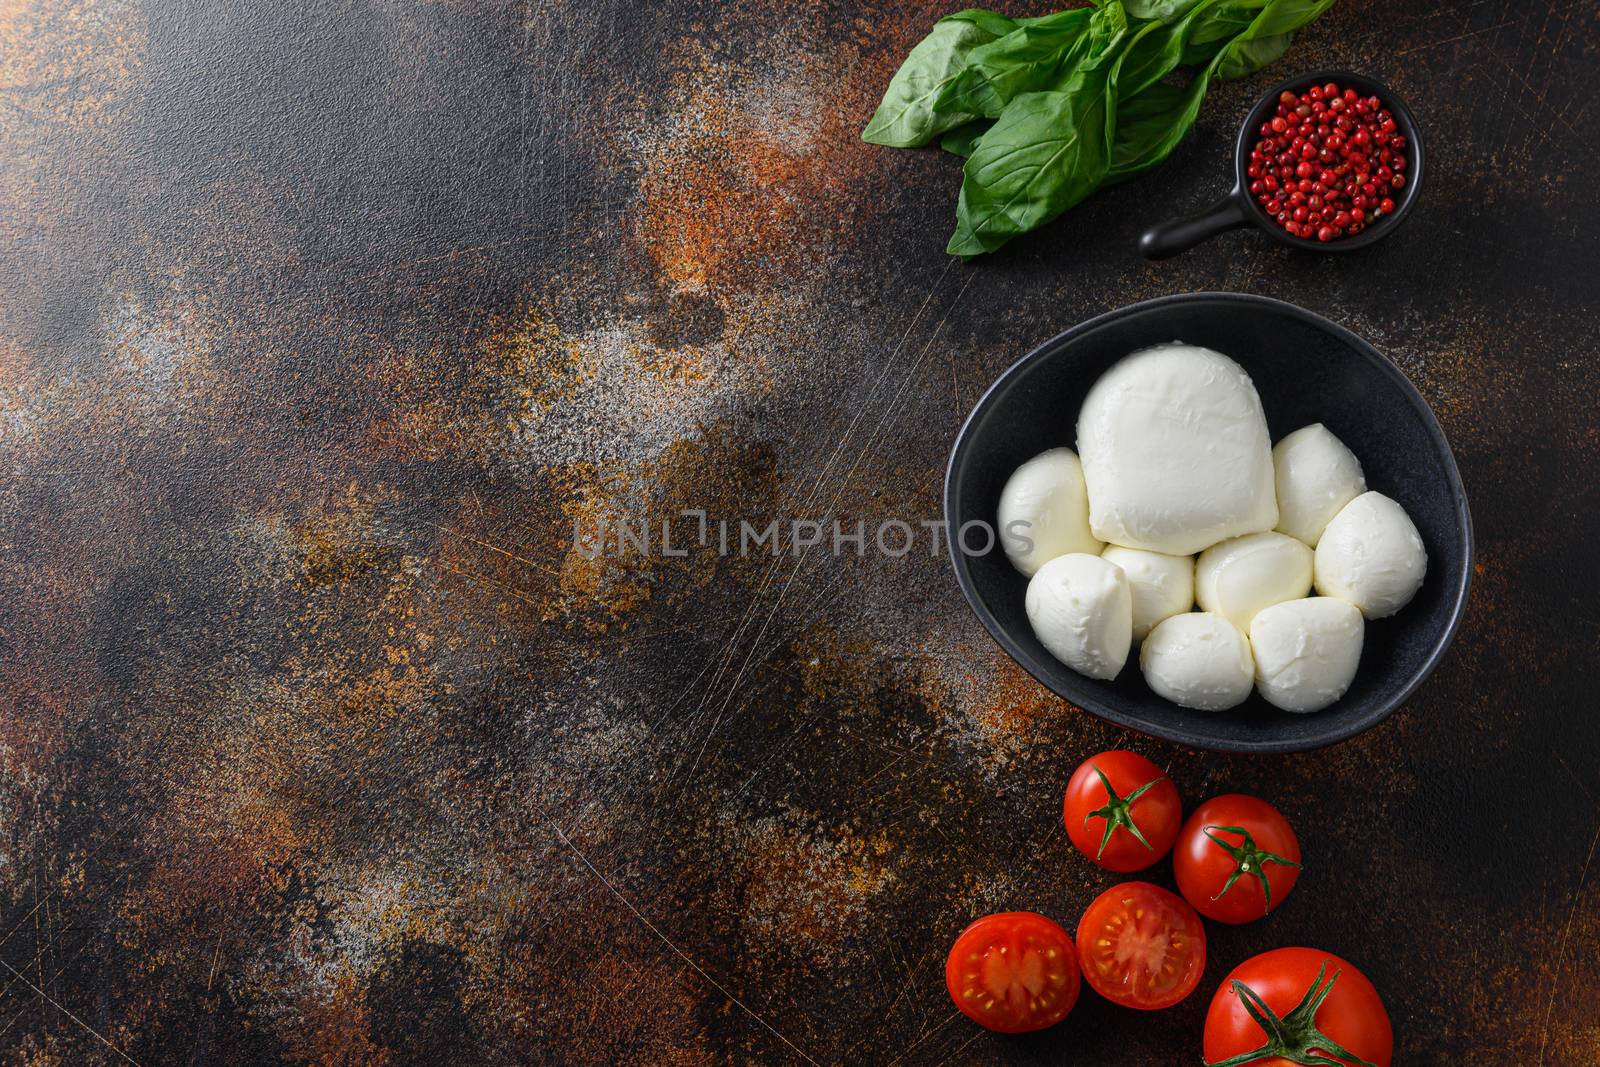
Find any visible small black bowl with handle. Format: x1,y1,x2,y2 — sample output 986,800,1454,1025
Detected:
943,292,1471,754
1140,70,1424,259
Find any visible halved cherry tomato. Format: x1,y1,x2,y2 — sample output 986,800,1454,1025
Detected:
1062,750,1181,872
1174,794,1302,924
1076,881,1206,1010
945,911,1080,1033
1203,947,1392,1067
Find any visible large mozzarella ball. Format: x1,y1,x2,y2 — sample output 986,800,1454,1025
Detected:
997,447,1103,576
1025,553,1132,680
1273,424,1366,546
1102,546,1194,641
1314,491,1428,618
1077,343,1277,555
1195,532,1313,631
1250,597,1365,713
1140,613,1254,711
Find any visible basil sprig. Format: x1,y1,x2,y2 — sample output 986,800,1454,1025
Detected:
861,9,1023,148
863,0,1338,256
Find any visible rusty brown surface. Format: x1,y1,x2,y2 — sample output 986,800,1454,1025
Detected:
0,0,1597,1063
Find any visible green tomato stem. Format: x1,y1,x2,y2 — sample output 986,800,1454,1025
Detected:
1202,824,1301,915
1085,764,1163,859
1202,964,1379,1067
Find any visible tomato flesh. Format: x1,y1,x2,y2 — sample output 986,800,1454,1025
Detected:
1076,882,1206,1010
945,912,1081,1033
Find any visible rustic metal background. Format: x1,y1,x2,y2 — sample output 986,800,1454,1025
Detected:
0,0,1596,1063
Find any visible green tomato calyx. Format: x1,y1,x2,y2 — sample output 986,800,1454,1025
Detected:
1204,963,1379,1067
1085,764,1163,859
1203,824,1302,915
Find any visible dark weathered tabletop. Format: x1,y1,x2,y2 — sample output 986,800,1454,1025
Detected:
1,1,1596,1063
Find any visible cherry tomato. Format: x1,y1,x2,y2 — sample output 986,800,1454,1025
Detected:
1174,794,1302,924
1062,750,1181,872
1075,882,1206,1010
1203,947,1392,1066
945,912,1081,1033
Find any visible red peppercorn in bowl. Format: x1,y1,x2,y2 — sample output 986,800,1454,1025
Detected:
1141,71,1423,259
1249,79,1410,242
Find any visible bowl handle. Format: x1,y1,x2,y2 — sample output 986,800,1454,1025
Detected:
1139,192,1251,260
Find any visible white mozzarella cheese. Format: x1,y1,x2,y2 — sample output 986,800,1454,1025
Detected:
1025,553,1132,680
1076,343,1278,555
1195,532,1314,631
1101,545,1194,641
997,447,1104,576
1250,597,1365,713
1314,491,1428,618
1273,424,1367,546
1139,612,1254,711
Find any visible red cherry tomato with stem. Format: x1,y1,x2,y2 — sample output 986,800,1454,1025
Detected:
1203,947,1392,1066
945,912,1081,1033
1076,882,1206,1010
1063,750,1181,872
1174,794,1302,924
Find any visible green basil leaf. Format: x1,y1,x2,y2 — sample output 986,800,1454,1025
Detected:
1113,0,1226,99
862,9,1021,147
947,72,1115,256
934,8,1095,119
1123,0,1207,22
1106,69,1213,181
940,119,994,157
1214,31,1293,78
1090,1,1131,47
1214,0,1335,79
1238,0,1336,37
1180,0,1264,62
1110,0,1333,181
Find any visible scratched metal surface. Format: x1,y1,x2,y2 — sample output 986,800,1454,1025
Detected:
0,0,1596,1063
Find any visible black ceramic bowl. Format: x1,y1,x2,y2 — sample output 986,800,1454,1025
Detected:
944,293,1471,753
1140,70,1424,259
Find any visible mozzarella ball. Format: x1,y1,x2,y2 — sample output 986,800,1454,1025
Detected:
1077,343,1277,555
1025,553,1132,680
1102,545,1194,641
997,447,1104,576
1249,597,1365,713
1140,613,1254,711
1314,491,1428,618
1195,532,1314,631
1273,424,1367,546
